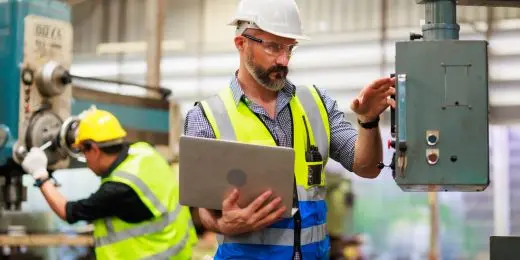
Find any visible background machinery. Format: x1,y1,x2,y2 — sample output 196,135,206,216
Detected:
0,0,78,212
382,1,520,259
382,0,520,191
0,1,173,258
0,0,172,212
0,1,84,258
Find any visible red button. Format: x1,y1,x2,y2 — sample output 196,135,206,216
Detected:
428,153,438,163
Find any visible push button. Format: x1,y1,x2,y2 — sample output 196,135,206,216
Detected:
426,149,439,165
426,130,439,146
427,135,437,144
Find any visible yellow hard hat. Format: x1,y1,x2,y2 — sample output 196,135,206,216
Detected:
73,108,127,146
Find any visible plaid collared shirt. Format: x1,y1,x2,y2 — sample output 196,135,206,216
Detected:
184,73,358,172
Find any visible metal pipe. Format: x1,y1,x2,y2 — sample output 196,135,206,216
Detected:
422,0,460,40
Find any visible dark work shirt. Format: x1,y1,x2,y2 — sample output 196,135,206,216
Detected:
65,143,154,224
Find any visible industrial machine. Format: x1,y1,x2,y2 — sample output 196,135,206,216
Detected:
0,0,83,212
0,0,173,214
381,0,520,192
0,0,173,258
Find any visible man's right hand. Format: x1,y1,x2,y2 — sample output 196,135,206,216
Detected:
216,189,286,236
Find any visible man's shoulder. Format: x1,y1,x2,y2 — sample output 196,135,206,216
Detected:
185,102,205,119
295,84,328,97
183,101,216,138
128,141,155,151
295,84,335,107
185,87,229,116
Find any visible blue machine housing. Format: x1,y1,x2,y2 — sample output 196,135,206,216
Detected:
0,0,70,165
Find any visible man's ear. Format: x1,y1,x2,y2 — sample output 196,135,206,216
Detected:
234,36,245,51
90,143,101,157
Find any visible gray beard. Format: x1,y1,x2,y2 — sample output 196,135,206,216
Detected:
245,53,286,92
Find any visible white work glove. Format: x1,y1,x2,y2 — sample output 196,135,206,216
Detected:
21,147,49,180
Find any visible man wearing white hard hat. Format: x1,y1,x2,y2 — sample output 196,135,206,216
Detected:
184,0,395,259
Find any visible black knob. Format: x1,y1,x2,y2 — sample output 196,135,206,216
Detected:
427,134,438,145
398,141,407,152
21,68,34,85
60,70,72,85
377,162,385,169
410,32,423,41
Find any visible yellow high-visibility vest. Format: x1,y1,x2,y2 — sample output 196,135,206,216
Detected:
93,142,198,260
199,85,331,259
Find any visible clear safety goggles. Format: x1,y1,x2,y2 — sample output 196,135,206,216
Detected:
236,21,298,57
242,33,298,57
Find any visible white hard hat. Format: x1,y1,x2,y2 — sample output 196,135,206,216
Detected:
228,0,309,40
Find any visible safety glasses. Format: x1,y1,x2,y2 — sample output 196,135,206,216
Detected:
242,34,298,57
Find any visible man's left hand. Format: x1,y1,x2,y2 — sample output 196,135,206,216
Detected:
351,77,396,122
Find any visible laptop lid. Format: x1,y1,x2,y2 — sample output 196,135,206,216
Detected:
179,135,295,218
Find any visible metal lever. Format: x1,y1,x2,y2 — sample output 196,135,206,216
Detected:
17,140,52,159
70,74,172,100
378,73,398,178
389,73,396,136
39,141,52,151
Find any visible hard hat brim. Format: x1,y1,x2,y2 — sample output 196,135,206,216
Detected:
228,19,310,41
261,27,310,41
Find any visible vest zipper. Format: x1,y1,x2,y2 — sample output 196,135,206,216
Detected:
293,180,303,259
251,106,302,258
288,104,302,259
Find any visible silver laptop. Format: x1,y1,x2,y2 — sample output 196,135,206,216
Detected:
179,135,295,218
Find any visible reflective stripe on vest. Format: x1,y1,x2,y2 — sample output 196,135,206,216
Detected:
96,204,182,247
295,85,329,161
141,227,192,260
216,223,327,246
206,95,236,140
297,185,326,201
114,171,168,214
95,170,184,247
98,221,194,259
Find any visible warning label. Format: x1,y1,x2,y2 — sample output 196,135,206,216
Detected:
24,15,73,68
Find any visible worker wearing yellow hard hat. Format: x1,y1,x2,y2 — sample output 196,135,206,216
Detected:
21,107,198,260
73,109,127,147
